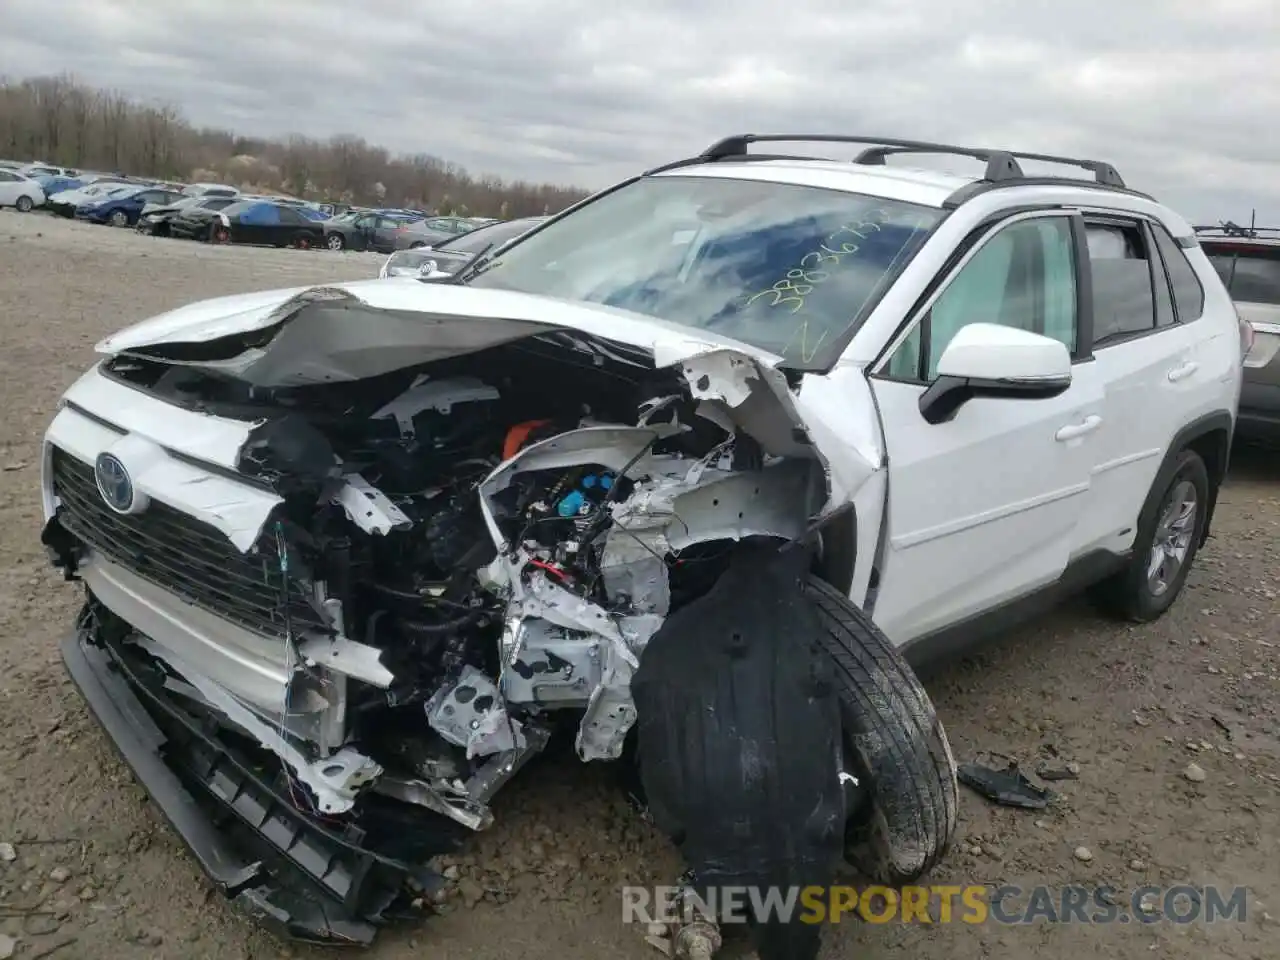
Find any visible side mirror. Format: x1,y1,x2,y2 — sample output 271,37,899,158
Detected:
919,323,1072,425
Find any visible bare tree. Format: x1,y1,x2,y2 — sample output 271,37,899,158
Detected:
0,74,590,215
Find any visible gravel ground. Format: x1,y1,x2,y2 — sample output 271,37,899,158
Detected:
0,211,1276,960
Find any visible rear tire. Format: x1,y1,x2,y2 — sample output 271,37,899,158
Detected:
294,233,314,250
109,209,129,227
1092,449,1209,622
804,575,958,885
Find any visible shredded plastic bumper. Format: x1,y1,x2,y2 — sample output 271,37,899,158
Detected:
61,611,449,947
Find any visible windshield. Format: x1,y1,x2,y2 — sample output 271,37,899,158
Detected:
465,175,941,367
1205,244,1280,306
439,218,542,255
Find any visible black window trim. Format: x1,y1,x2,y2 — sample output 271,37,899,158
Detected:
870,206,1089,387
1142,220,1178,328
1147,219,1206,325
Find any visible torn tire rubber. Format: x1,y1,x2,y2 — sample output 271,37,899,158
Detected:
1092,448,1209,622
632,544,846,960
804,575,959,886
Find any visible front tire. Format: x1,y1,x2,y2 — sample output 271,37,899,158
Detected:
325,233,344,251
109,210,129,227
1094,449,1209,622
16,195,34,213
805,576,958,885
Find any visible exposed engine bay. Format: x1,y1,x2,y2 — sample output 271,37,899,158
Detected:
63,330,827,835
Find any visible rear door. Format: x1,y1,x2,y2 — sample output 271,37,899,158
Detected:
868,211,1105,643
374,217,404,252
1071,216,1216,556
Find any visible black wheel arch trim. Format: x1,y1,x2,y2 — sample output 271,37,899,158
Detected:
1154,409,1234,546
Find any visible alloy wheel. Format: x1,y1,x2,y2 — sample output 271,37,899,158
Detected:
1147,479,1197,597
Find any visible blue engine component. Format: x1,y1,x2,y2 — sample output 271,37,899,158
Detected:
555,472,615,517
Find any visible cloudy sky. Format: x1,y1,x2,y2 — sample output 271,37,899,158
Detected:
3,0,1277,221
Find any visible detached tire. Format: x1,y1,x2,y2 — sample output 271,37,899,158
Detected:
805,576,958,885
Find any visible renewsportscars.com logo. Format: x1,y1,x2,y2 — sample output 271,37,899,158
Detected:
622,884,1250,926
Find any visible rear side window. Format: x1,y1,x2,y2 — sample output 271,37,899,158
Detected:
238,203,281,226
1085,222,1157,345
1150,224,1205,321
1203,243,1280,306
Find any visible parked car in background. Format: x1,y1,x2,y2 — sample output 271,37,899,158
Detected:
181,182,239,199
0,170,45,212
45,180,137,217
136,195,240,236
75,185,186,227
0,160,22,171
391,215,478,251
20,163,77,178
323,210,421,252
33,174,84,198
379,216,548,278
421,215,475,235
174,198,325,247
1197,222,1280,440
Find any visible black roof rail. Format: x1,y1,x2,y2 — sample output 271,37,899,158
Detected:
943,177,1153,209
696,134,1127,189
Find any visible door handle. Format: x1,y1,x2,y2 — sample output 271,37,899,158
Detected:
1055,415,1103,442
1167,361,1199,383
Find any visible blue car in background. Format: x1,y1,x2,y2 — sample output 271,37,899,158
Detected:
76,185,186,227
34,175,83,197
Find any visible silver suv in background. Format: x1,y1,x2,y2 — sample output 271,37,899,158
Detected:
1197,223,1280,440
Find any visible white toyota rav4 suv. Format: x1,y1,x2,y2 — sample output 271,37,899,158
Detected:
40,135,1244,957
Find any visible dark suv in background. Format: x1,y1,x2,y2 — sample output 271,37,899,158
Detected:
1197,222,1280,441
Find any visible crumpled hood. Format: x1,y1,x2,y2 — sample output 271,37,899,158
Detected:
94,278,881,516
97,278,787,375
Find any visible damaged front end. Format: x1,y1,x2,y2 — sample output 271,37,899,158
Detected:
43,283,880,945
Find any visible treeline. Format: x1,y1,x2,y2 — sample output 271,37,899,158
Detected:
0,74,591,218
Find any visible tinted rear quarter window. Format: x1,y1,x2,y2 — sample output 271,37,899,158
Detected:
1150,224,1205,321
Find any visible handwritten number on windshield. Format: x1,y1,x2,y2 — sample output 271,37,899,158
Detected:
744,213,892,315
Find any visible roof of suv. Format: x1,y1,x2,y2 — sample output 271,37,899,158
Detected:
647,132,1156,215
653,159,976,208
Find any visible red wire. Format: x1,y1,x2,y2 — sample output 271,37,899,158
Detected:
528,558,571,582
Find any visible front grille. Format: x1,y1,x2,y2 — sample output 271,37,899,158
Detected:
51,447,328,639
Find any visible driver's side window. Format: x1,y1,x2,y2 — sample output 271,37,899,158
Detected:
886,216,1079,382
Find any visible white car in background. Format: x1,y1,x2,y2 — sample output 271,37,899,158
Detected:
40,133,1245,958
379,215,549,278
0,169,46,212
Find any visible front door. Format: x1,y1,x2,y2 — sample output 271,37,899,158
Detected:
868,211,1105,644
